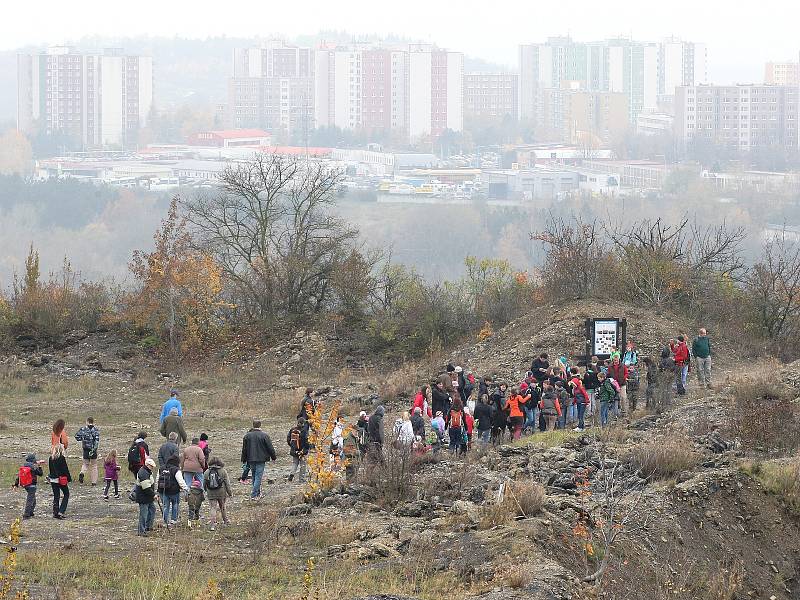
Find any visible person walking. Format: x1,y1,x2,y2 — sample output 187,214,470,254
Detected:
448,400,465,452
103,449,122,500
670,336,690,395
286,418,310,482
569,367,590,432
14,453,44,520
367,406,386,456
607,357,629,416
538,382,562,432
134,458,158,536
160,390,183,424
181,438,207,488
503,387,530,440
204,456,232,530
158,432,181,469
160,408,187,445
240,420,277,499
127,433,150,477
75,417,100,486
692,328,713,389
596,372,616,427
158,454,189,528
48,444,71,519
473,396,494,444
410,407,426,439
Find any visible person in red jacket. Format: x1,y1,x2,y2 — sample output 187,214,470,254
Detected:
670,336,689,395
463,407,474,450
607,357,629,417
411,385,433,419
569,367,590,431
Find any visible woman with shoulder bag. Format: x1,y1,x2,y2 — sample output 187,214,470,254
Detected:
49,443,72,519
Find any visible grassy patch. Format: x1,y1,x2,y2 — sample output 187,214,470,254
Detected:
510,428,581,449
744,459,800,516
627,436,699,481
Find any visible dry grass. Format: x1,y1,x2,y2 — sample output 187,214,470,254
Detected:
627,436,699,481
705,560,744,600
726,378,800,455
747,459,800,516
478,478,546,529
501,565,532,589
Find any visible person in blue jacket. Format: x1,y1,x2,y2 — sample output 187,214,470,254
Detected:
159,390,183,424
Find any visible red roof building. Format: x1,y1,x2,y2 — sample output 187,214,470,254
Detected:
188,129,272,148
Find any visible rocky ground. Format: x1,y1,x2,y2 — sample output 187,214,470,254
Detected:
0,299,798,599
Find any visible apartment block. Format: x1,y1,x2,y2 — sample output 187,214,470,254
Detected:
17,46,152,149
539,86,629,144
765,62,800,86
464,72,518,121
675,84,799,152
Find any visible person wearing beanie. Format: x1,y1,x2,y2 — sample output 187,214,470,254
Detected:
14,453,44,519
134,457,157,536
187,478,205,528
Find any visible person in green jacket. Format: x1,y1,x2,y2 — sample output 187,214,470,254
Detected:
596,372,616,427
692,328,712,389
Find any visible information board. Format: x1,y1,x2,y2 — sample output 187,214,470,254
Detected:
584,318,627,360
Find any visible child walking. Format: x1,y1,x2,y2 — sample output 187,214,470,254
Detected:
103,450,121,500
186,479,205,529
14,454,44,519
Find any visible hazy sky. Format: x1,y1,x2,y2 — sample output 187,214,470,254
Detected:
3,0,799,83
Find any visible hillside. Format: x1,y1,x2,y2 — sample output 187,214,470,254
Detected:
0,301,797,600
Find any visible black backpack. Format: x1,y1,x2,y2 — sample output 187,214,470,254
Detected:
207,468,222,490
158,465,180,496
127,443,141,467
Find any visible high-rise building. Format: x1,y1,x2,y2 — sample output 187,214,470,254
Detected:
519,36,706,128
463,72,518,121
765,62,800,86
675,84,799,152
408,44,463,140
229,42,314,140
539,85,629,144
17,46,152,149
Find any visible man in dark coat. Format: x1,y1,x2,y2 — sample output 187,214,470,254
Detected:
241,420,277,499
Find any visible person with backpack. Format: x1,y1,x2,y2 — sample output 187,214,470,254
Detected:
670,336,690,395
554,381,571,429
596,372,617,427
447,399,466,453
642,357,658,409
504,387,531,440
159,390,183,424
538,382,562,432
583,357,601,424
287,418,310,482
158,432,180,470
181,438,207,488
134,458,158,536
569,367,590,432
657,347,679,409
410,407,426,439
127,433,149,477
48,444,71,520
692,328,713,389
159,408,187,445
241,420,277,499
103,449,122,500
607,357,629,417
463,406,474,450
204,456,232,531
158,454,189,528
430,411,446,453
75,417,100,486
473,395,494,444
14,453,44,520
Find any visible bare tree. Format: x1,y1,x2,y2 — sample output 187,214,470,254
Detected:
181,155,364,320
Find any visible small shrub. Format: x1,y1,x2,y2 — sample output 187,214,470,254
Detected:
502,565,532,589
478,502,511,530
506,479,546,517
756,460,800,516
726,378,800,454
628,436,699,481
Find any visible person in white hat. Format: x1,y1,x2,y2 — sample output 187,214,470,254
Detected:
134,457,158,536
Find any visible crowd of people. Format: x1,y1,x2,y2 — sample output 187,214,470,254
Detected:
11,328,713,535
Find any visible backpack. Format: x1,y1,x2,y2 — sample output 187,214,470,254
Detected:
18,466,33,487
450,410,462,428
80,428,97,451
127,443,142,467
158,465,180,495
207,468,222,490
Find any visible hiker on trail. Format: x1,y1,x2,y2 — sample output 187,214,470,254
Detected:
521,379,539,434
473,396,494,444
569,367,590,432
204,456,232,531
240,420,277,499
596,372,616,427
504,387,530,440
298,388,317,422
539,381,562,431
657,347,679,407
607,357,629,416
642,357,658,409
14,453,44,520
464,406,474,449
583,358,601,423
530,353,550,383
103,450,121,500
448,399,466,452
198,433,211,462
134,458,157,536
127,432,150,477
455,366,468,403
158,432,180,469
490,382,509,444
431,381,451,420
411,385,433,418
554,381,571,428
181,438,207,488
692,328,713,389
287,418,310,482
158,454,189,528
48,444,71,520
623,342,639,367
397,412,415,447
160,408,187,445
51,419,69,452
160,390,183,424
430,411,446,452
478,376,492,402
670,336,690,395
367,406,386,455
438,365,456,393
186,480,204,529
356,411,370,455
410,407,426,439
75,417,100,486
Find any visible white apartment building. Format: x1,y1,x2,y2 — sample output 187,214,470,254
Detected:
408,45,463,140
17,46,153,149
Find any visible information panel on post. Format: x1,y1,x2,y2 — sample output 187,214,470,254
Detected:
584,318,627,361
